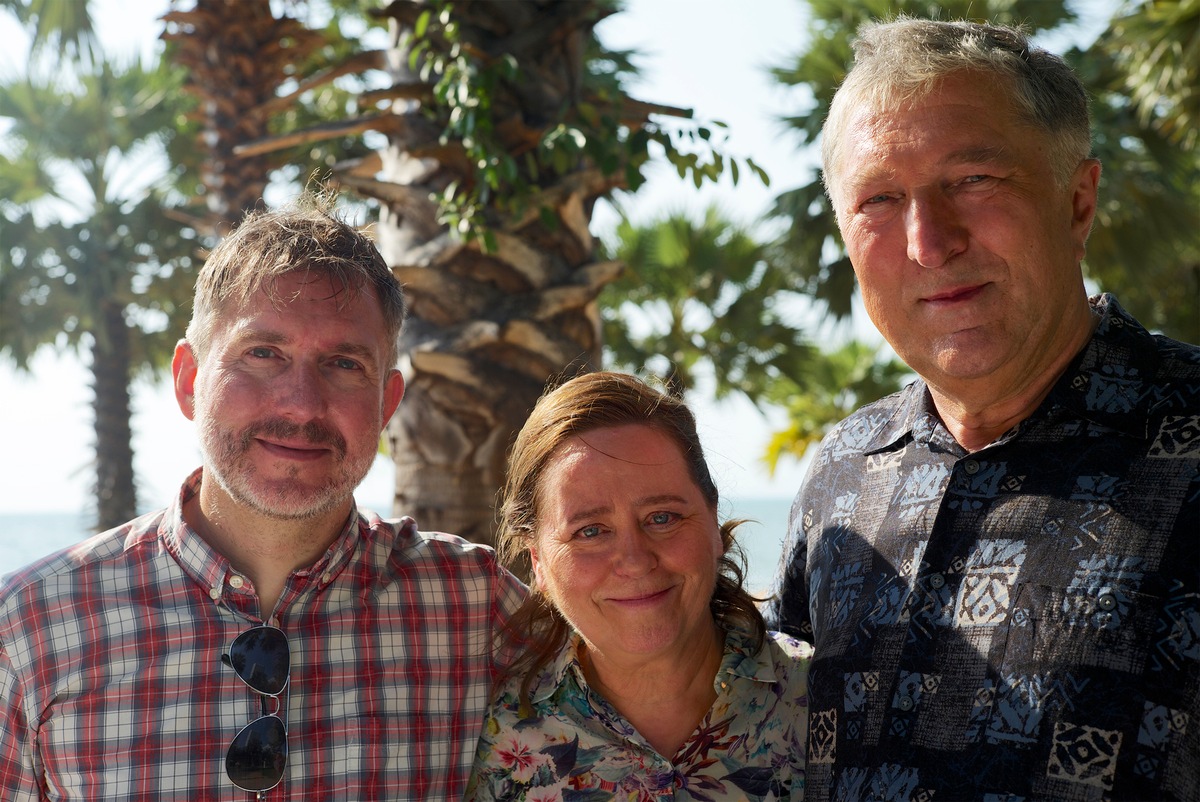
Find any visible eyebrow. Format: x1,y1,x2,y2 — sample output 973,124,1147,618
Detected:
562,494,691,527
230,329,381,364
943,144,1011,166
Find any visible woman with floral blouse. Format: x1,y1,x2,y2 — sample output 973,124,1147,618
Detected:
467,371,811,802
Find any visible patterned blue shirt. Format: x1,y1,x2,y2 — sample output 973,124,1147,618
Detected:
467,628,812,801
766,295,1200,802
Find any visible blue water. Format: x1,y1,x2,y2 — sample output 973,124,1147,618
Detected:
0,497,793,592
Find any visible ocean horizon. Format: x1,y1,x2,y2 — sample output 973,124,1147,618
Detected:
0,496,793,593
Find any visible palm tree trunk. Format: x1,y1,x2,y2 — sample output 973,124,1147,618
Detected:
91,300,137,530
372,4,621,546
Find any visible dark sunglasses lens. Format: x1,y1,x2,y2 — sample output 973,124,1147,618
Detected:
226,716,287,791
230,626,290,696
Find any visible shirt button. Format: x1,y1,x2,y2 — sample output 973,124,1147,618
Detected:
229,575,245,589
897,695,915,712
209,587,221,601
963,459,980,475
321,572,332,585
929,573,946,590
1097,592,1117,611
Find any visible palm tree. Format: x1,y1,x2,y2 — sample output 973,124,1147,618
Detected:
1085,0,1200,342
601,207,909,471
0,57,194,529
601,207,816,400
0,0,98,61
160,0,329,233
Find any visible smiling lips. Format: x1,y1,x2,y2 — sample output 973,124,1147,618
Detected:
924,283,988,305
256,439,332,461
242,418,347,461
608,587,674,606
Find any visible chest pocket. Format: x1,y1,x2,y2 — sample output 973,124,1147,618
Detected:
1001,582,1161,675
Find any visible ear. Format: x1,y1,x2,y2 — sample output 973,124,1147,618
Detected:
380,369,405,427
172,340,198,421
1069,158,1102,263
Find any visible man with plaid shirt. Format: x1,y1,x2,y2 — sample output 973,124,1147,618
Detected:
0,199,526,800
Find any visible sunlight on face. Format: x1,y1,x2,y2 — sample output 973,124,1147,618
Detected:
531,424,723,669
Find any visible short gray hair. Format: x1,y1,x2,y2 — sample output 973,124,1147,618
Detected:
822,17,1092,196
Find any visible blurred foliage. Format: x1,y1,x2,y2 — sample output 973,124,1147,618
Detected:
601,207,813,400
0,55,196,373
601,207,908,471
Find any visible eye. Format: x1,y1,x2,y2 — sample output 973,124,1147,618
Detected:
247,346,276,359
574,524,604,540
957,174,997,189
646,511,679,528
331,356,363,371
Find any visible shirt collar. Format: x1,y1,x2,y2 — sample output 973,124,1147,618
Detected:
529,626,774,704
1043,294,1162,438
715,626,779,687
860,294,1157,452
157,468,366,613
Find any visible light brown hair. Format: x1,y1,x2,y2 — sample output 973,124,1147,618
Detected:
185,195,406,368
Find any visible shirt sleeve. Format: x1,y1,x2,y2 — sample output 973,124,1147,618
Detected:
0,648,39,801
489,555,529,673
762,480,815,643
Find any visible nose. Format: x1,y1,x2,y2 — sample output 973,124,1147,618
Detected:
276,361,327,421
613,527,658,578
905,194,967,268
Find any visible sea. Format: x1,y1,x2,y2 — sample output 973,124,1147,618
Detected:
0,496,794,594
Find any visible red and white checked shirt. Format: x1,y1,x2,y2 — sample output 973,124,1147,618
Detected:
0,470,527,801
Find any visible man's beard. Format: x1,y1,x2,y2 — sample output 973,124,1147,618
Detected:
199,415,374,521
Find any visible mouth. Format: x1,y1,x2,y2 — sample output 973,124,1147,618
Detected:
608,587,674,607
922,283,988,305
243,419,347,461
256,439,333,461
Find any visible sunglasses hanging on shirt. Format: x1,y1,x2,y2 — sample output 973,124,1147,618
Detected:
223,624,291,795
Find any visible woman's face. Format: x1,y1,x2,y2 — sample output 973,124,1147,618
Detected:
530,423,723,669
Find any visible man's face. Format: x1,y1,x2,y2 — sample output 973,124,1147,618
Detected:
829,71,1099,397
173,271,404,521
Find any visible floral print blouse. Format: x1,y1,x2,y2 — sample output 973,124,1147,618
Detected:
466,627,812,801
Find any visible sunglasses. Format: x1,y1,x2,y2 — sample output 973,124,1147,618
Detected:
223,625,291,793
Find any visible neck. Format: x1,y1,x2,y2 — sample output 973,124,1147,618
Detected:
930,309,1098,452
185,479,352,617
580,621,724,758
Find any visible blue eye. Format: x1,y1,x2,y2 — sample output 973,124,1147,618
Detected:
577,524,602,539
647,511,680,528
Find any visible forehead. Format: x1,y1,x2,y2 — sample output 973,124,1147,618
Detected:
835,73,1031,184
545,425,685,480
211,271,386,346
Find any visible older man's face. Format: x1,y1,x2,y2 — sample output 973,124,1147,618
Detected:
831,71,1099,400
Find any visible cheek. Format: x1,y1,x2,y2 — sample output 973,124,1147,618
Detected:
535,547,598,608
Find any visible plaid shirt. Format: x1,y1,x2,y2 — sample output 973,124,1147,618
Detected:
0,470,527,801
766,295,1200,801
